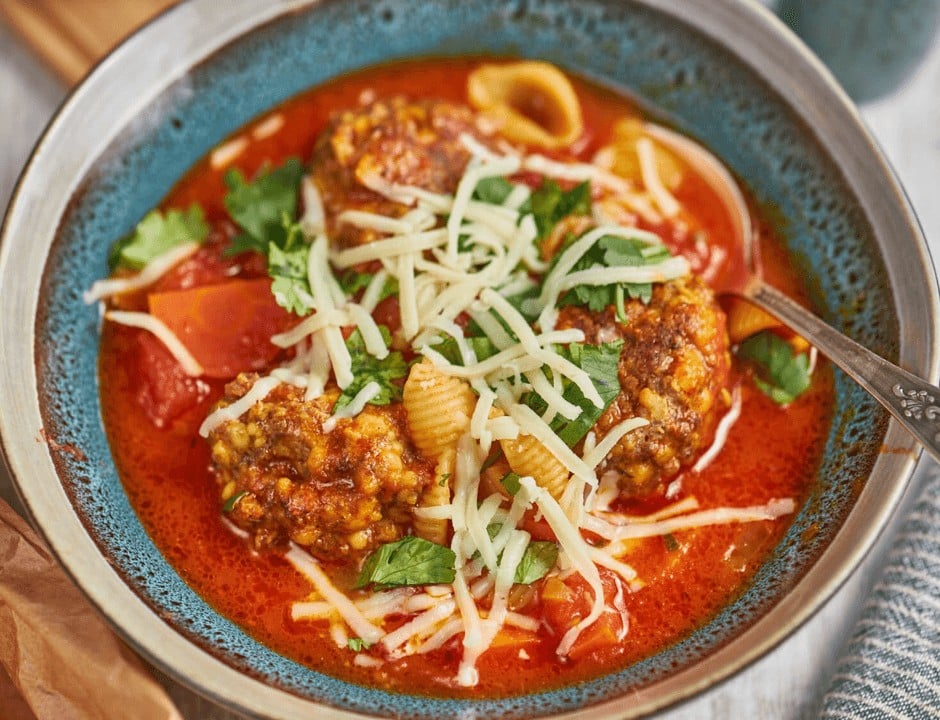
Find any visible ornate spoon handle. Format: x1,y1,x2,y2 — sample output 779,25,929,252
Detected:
743,277,940,463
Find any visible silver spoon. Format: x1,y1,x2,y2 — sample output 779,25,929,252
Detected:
738,277,940,464
645,122,940,464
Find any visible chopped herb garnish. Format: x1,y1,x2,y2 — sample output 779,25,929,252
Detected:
473,176,515,205
267,217,313,315
356,536,457,589
480,447,505,473
480,524,558,584
737,331,812,405
224,157,304,255
438,472,452,487
524,179,591,240
524,341,623,447
663,533,680,552
500,471,522,497
108,205,209,271
430,334,499,367
334,327,408,413
338,268,374,296
347,637,373,652
513,540,559,584
222,490,247,513
556,234,673,313
338,269,398,302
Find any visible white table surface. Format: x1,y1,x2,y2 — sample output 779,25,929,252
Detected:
1,13,939,720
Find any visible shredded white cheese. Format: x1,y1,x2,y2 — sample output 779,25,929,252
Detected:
199,375,281,437
105,311,203,376
84,241,200,303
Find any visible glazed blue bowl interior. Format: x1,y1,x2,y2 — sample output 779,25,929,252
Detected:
37,0,893,717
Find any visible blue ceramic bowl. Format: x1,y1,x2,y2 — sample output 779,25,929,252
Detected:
1,1,937,718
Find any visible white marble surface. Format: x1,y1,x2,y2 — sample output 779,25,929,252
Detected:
1,12,938,720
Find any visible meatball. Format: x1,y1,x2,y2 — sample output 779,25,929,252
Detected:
208,374,435,564
558,275,731,497
310,97,488,247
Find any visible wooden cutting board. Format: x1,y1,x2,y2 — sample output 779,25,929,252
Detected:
0,0,177,85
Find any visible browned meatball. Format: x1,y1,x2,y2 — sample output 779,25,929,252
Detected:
558,275,731,497
208,375,435,564
310,97,488,247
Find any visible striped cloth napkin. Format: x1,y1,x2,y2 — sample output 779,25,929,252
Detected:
819,467,940,719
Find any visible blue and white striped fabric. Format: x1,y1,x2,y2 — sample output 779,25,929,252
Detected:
820,471,940,719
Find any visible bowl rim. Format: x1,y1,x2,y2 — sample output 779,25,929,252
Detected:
1,0,937,718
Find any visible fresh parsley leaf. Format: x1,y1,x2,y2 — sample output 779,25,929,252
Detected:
222,490,247,513
525,179,591,239
524,341,623,447
355,536,456,589
266,218,313,315
109,205,209,271
334,328,408,412
555,233,673,313
737,331,812,405
347,638,372,652
473,176,515,205
223,158,304,255
500,472,522,497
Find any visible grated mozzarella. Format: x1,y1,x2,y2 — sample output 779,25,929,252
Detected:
105,311,203,377
199,375,281,437
692,387,742,473
338,209,421,235
559,257,690,290
582,417,650,468
210,136,248,169
84,241,200,303
251,113,285,140
331,229,447,268
300,176,326,236
285,545,384,644
322,382,381,433
585,498,797,545
636,137,680,218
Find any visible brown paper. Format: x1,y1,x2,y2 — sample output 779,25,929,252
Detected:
0,498,183,720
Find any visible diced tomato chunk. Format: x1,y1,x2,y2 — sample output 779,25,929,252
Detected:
371,296,401,334
151,235,267,293
540,568,626,660
148,278,296,378
134,333,212,428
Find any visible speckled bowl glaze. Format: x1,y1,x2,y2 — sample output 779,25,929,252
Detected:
1,1,937,718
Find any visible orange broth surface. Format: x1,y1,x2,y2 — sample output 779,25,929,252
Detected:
98,58,833,697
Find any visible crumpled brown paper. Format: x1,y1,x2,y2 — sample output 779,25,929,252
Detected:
0,498,183,720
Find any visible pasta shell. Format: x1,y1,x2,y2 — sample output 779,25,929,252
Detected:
600,116,684,189
467,61,583,149
413,449,454,546
724,296,782,344
500,432,569,501
403,360,476,459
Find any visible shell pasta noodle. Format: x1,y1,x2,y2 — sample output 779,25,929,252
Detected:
91,57,834,697
403,359,476,459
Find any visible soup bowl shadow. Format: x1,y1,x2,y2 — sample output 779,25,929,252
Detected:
0,0,936,718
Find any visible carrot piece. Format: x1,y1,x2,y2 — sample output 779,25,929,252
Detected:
148,278,295,378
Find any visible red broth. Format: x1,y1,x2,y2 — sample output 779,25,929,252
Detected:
98,58,833,697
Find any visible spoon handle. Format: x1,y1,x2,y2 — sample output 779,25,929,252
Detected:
744,277,940,463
